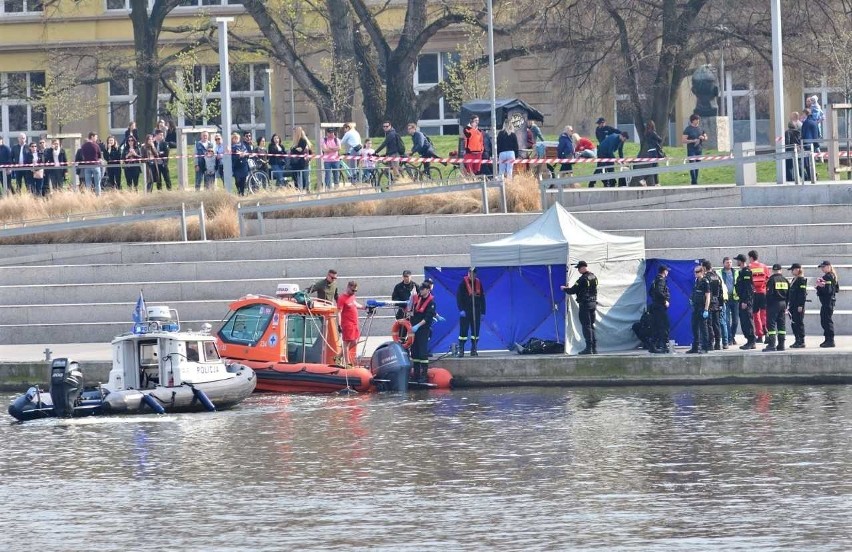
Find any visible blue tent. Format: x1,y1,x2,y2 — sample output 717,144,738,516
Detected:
425,265,566,353
644,258,702,345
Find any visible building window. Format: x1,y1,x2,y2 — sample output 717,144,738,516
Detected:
1,0,43,14
107,64,267,137
107,0,239,8
415,52,460,136
0,71,47,146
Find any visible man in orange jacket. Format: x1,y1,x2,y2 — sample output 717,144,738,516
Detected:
748,250,768,342
462,116,484,176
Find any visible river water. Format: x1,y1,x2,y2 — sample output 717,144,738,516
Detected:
2,385,851,550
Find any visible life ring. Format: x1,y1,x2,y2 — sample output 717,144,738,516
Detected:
391,319,415,349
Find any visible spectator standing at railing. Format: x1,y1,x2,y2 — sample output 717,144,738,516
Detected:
556,125,575,178
321,128,342,189
268,133,287,187
290,126,312,191
203,147,217,190
230,132,250,196
256,136,270,176
784,121,803,182
104,136,122,191
0,138,11,194
123,121,138,148
806,95,824,141
496,119,519,178
461,116,484,177
801,108,819,180
11,133,28,194
597,131,628,187
682,114,707,185
154,130,172,190
80,131,103,195
28,143,45,196
122,136,142,192
360,138,376,186
643,120,665,186
143,134,160,193
43,138,68,190
590,118,620,187
194,131,211,191
213,133,226,183
340,122,362,183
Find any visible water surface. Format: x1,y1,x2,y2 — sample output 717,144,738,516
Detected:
2,385,851,550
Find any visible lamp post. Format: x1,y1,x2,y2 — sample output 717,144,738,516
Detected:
487,0,498,177
770,0,785,184
216,17,235,193
264,68,273,138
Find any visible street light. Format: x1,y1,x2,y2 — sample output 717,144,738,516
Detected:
216,17,235,193
770,0,784,184
487,0,497,176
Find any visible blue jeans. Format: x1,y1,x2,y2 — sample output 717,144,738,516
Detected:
323,160,341,187
295,168,309,190
724,300,738,343
83,167,102,195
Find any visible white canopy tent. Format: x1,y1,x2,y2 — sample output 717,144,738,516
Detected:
470,203,646,353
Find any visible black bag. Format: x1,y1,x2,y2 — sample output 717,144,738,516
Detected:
632,310,654,346
515,338,564,355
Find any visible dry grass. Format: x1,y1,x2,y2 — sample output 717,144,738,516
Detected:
0,176,542,244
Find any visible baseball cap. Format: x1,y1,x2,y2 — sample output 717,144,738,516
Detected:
595,117,606,124
788,263,802,271
575,260,588,269
734,254,747,263
818,260,832,267
771,263,782,271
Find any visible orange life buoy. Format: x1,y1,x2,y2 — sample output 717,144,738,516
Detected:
391,319,415,349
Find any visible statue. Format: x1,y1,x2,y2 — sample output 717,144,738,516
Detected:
691,64,720,117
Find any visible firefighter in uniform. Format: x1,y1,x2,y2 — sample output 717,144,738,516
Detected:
687,264,711,353
562,260,599,354
735,254,757,350
764,264,789,351
748,250,768,342
456,267,486,357
649,265,670,353
409,280,437,382
702,260,724,350
816,260,839,348
787,263,808,348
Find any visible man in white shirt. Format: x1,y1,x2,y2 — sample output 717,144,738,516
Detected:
339,122,362,183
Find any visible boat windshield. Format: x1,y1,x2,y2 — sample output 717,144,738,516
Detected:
286,315,325,364
218,304,275,345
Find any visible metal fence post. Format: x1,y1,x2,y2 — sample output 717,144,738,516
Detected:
793,146,801,185
180,203,188,242
199,202,207,241
499,177,508,213
480,179,490,214
237,203,244,237
257,202,265,235
539,175,547,211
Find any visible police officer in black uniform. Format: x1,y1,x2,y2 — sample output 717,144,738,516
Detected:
409,280,437,383
649,265,670,353
735,254,756,350
456,267,486,357
702,259,724,350
787,263,808,348
816,260,839,348
764,264,789,352
562,260,598,355
687,264,711,354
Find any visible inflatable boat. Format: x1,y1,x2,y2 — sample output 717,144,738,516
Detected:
216,284,452,393
9,306,256,422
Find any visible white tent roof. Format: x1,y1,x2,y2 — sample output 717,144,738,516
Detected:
470,203,645,267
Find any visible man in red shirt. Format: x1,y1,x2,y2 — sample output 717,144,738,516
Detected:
80,131,103,195
462,116,484,176
748,250,769,342
337,280,363,364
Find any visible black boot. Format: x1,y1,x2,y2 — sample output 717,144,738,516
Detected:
820,339,835,348
470,341,479,357
411,365,421,384
763,335,776,352
418,364,428,383
739,339,756,350
578,343,593,355
714,338,721,351
457,340,465,357
776,335,785,352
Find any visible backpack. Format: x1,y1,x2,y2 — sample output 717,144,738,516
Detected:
515,338,564,355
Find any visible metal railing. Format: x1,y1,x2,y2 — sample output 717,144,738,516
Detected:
0,203,208,241
538,147,814,207
237,177,508,237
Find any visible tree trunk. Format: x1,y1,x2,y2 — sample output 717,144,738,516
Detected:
384,62,417,131
131,0,162,134
353,31,385,133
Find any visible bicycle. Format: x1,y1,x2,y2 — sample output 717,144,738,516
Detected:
246,157,270,193
400,158,443,183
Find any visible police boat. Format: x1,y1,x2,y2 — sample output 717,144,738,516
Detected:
8,306,256,422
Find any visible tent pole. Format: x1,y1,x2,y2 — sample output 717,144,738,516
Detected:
548,265,561,341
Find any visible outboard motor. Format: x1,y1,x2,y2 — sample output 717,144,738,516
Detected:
49,358,84,418
370,341,412,392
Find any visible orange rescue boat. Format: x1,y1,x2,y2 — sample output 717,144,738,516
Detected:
215,284,452,393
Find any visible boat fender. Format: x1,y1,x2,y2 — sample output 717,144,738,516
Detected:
191,386,217,412
391,319,415,349
141,394,166,414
